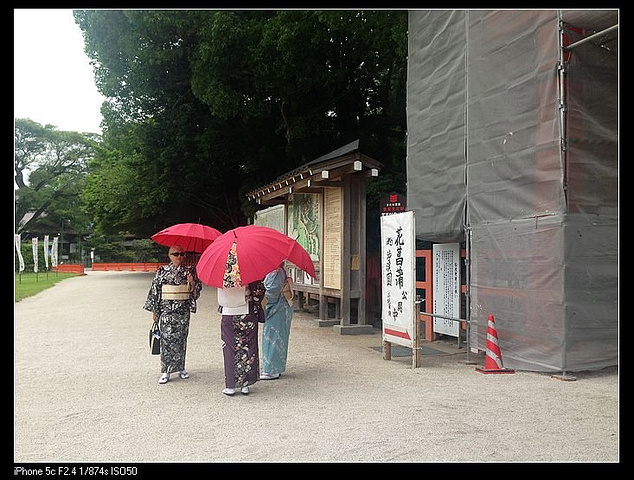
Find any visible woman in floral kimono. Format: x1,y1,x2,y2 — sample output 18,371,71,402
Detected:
217,243,265,396
144,245,202,384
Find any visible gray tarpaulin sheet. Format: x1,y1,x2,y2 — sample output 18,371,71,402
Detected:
406,10,467,243
406,10,618,372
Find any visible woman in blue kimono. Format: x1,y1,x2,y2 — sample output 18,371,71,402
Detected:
261,264,294,380
143,245,202,384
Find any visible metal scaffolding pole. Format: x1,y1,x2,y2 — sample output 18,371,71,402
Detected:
564,24,618,51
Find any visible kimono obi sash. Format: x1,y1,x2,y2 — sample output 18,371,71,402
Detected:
282,278,294,305
162,284,191,300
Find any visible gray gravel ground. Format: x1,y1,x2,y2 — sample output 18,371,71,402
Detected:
14,270,619,464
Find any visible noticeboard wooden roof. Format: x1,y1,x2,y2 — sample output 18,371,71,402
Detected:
246,139,382,205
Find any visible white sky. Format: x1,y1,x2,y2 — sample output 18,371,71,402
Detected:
14,9,105,135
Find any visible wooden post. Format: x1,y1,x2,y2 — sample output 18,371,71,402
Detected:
357,176,367,325
340,179,351,326
412,304,422,368
383,340,392,360
319,292,327,320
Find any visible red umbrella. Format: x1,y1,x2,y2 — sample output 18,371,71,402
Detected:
196,225,313,288
151,223,222,253
286,240,316,278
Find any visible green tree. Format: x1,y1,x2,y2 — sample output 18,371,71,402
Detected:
75,10,251,235
74,10,408,238
14,118,98,237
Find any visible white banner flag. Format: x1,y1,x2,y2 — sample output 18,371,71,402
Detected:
51,237,59,268
15,234,25,272
32,237,39,273
380,211,416,348
44,235,50,269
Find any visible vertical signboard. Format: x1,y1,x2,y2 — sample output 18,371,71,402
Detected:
381,211,416,348
322,187,342,290
433,243,461,337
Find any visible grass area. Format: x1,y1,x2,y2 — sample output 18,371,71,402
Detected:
14,272,79,302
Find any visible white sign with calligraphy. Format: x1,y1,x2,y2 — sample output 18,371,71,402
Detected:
381,211,415,348
433,243,461,337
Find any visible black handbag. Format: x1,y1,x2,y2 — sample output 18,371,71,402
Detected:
149,322,161,355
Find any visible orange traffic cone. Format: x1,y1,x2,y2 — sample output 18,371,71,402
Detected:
476,314,515,374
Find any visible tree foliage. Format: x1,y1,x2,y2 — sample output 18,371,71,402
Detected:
14,118,98,236
74,10,408,238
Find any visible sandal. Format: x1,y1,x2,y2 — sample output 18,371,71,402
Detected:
222,388,235,396
158,373,169,384
179,370,190,379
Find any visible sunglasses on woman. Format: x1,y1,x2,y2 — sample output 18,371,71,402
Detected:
170,252,186,257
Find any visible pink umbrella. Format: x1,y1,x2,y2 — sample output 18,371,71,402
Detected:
286,240,316,278
151,223,222,253
196,225,314,288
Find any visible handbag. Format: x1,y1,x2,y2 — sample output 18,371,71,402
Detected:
149,322,161,355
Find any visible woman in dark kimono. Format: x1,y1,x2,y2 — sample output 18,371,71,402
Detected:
143,245,202,384
217,243,265,396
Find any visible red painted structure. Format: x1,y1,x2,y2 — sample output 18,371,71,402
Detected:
415,249,467,342
90,263,166,272
51,264,85,275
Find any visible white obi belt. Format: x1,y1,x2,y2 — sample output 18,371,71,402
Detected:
162,284,191,300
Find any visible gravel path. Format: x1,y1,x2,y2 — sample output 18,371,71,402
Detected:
14,271,619,464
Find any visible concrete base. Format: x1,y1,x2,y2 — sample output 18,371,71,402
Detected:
315,319,340,327
333,324,375,335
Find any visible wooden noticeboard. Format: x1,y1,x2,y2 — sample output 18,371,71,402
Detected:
254,204,286,234
246,140,382,332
